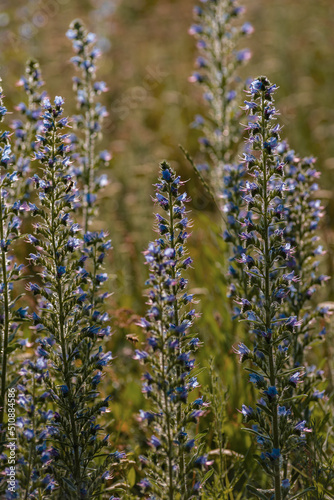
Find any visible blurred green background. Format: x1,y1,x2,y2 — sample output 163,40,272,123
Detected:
1,0,334,491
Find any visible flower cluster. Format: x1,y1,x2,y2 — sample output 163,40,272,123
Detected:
25,97,124,498
189,0,253,167
16,354,53,499
135,162,210,499
235,77,313,499
281,145,328,367
0,81,26,473
66,20,111,232
11,58,45,202
274,143,330,489
189,0,254,308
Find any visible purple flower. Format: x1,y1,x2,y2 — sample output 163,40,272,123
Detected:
282,479,290,489
236,48,252,62
240,404,253,418
295,421,312,433
233,343,250,362
150,435,161,449
54,96,64,107
249,373,264,386
264,386,278,400
133,350,148,361
241,22,254,35
289,372,301,387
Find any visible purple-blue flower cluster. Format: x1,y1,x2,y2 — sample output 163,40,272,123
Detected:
11,58,46,202
236,77,312,499
189,0,252,166
189,0,254,309
0,81,26,485
136,161,210,498
66,20,111,232
15,355,53,498
24,97,124,497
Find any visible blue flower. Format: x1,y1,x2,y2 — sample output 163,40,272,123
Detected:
233,342,250,361
236,48,252,62
57,266,66,277
150,435,161,449
249,373,264,386
282,479,290,489
96,273,108,284
54,96,64,107
278,406,290,417
240,404,253,418
59,385,69,396
289,372,301,387
264,386,278,400
241,22,254,35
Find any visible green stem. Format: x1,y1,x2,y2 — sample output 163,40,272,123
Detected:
0,189,10,439
261,95,281,500
23,376,36,499
162,346,174,500
169,186,187,498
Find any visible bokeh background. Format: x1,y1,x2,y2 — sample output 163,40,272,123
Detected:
1,0,334,490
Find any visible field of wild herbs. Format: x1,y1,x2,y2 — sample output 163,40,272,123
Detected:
0,0,334,498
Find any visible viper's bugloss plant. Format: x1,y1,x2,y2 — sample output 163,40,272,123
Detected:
11,58,45,202
27,96,125,498
0,81,26,462
135,161,211,499
274,143,331,493
189,0,253,166
66,20,111,232
16,353,53,499
189,0,254,307
236,77,315,499
280,144,329,379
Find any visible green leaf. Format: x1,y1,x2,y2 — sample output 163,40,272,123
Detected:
191,367,207,378
290,487,316,499
277,367,303,377
202,469,214,484
127,467,136,488
281,394,307,403
5,343,20,355
61,477,77,492
256,403,272,417
196,430,209,440
246,484,272,499
6,376,21,391
244,367,268,378
241,427,270,441
7,332,16,344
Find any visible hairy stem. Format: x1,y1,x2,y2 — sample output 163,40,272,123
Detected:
0,190,10,437
169,186,187,498
261,94,281,500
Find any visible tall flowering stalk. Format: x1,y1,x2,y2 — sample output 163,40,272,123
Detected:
281,145,328,370
11,58,45,202
16,353,53,498
11,58,52,499
189,0,253,166
135,162,211,499
276,144,330,490
189,0,254,306
0,81,25,458
66,20,110,232
236,77,315,499
26,96,124,498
